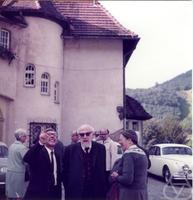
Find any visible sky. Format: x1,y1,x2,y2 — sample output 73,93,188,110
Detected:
100,1,192,89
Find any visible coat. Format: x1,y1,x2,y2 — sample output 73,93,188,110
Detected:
117,145,148,200
23,143,62,200
63,141,106,200
6,140,28,198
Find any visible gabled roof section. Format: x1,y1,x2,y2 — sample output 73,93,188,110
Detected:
125,95,152,120
117,95,152,121
53,0,138,38
0,0,69,29
2,0,40,9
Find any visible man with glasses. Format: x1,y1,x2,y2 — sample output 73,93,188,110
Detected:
63,124,106,200
23,128,62,200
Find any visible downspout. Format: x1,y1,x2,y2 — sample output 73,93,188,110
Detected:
123,56,126,130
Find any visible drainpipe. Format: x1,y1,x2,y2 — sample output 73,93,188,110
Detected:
123,63,126,130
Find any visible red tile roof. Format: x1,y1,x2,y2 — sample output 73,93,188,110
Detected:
1,0,138,38
53,0,137,38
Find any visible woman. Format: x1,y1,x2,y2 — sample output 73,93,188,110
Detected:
111,130,148,200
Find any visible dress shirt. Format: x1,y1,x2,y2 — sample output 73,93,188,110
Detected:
81,143,92,153
45,146,57,185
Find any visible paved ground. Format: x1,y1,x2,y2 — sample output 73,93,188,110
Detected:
148,174,192,200
0,175,192,200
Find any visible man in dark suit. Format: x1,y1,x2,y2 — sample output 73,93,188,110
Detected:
23,128,62,200
63,124,106,200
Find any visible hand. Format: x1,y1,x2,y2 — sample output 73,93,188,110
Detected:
39,132,48,145
111,171,119,180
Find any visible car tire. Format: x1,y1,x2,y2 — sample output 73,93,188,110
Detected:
163,167,172,185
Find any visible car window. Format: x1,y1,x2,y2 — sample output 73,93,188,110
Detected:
149,147,156,155
0,145,8,158
162,147,192,155
117,145,123,155
155,147,161,156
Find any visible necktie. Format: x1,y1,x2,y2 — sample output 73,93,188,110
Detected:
85,147,90,154
50,151,54,173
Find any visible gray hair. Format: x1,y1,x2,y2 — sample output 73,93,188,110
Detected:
14,128,27,140
77,124,95,134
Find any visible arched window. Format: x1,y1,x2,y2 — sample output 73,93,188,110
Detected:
54,81,60,103
0,29,10,49
24,64,35,87
41,73,50,95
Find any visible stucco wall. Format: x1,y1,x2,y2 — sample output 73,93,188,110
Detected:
62,38,123,144
0,22,19,100
12,17,64,141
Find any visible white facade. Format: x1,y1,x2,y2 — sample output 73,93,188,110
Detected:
0,16,124,145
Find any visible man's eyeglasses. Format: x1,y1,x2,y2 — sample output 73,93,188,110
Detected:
79,132,92,137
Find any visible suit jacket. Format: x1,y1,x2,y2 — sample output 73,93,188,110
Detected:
23,143,62,200
63,141,106,200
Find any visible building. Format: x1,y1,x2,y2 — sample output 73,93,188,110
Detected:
0,0,139,145
112,95,152,145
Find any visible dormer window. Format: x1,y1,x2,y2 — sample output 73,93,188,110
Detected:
41,73,50,95
24,64,35,87
0,29,10,49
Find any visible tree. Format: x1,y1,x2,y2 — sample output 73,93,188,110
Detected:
143,117,190,148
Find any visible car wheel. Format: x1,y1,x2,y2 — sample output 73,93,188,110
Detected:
163,167,172,185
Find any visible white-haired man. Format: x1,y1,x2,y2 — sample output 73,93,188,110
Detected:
6,128,28,200
63,124,106,200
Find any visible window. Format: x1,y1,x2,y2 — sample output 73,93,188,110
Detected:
0,29,10,49
54,81,60,103
24,64,35,87
125,120,129,129
149,147,156,155
41,73,50,95
132,121,139,131
155,147,161,156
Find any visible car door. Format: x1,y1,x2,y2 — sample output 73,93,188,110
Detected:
148,146,156,174
151,146,163,176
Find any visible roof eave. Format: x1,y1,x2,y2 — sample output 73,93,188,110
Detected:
123,37,140,67
0,8,69,29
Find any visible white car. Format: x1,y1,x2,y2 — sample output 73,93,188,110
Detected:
148,143,192,184
0,142,8,189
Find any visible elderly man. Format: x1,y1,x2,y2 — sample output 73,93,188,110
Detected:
23,128,62,200
63,124,106,200
6,128,29,200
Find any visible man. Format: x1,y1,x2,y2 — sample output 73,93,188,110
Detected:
6,128,29,200
23,128,62,200
98,129,122,190
70,130,79,144
63,124,106,200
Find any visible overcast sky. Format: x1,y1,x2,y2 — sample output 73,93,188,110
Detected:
100,1,192,89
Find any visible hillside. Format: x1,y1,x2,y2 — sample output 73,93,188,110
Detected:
126,70,192,121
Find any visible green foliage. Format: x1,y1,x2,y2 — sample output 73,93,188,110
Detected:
143,118,190,148
127,70,192,147
126,70,192,120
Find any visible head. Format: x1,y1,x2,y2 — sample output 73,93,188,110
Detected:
77,124,94,147
99,128,109,141
119,130,138,151
14,128,28,143
44,128,58,149
71,130,79,144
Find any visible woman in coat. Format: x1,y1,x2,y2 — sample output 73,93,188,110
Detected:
6,128,29,200
111,130,148,200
